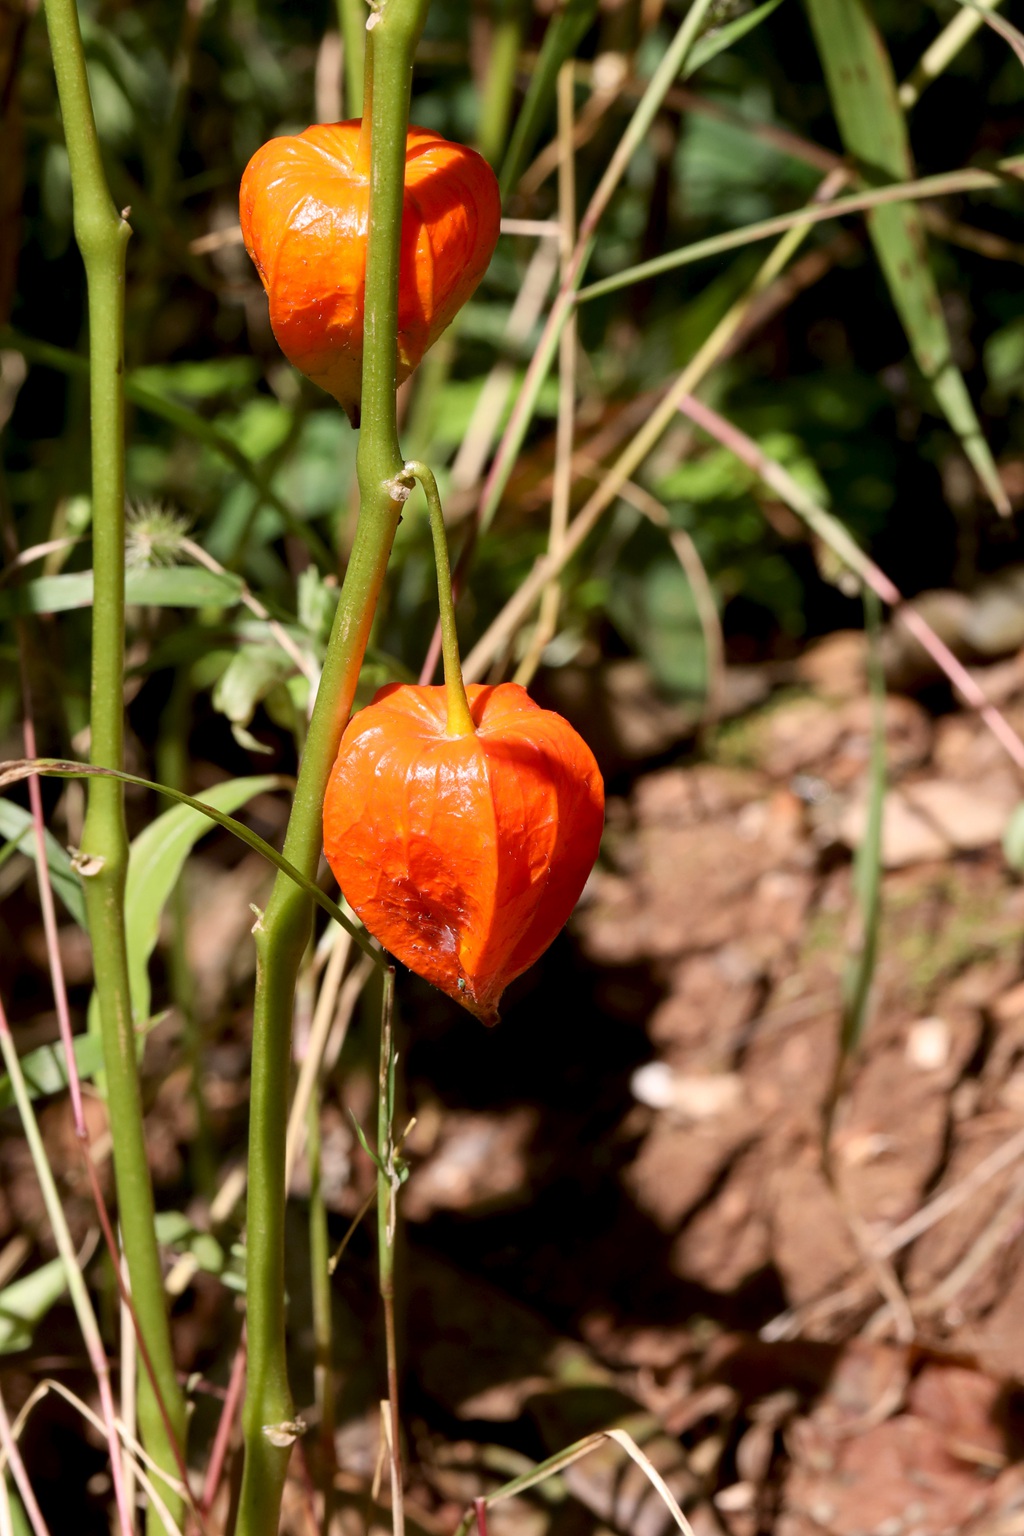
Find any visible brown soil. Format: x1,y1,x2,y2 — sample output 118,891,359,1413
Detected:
6,632,1024,1535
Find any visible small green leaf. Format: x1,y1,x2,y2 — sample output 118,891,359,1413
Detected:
213,645,297,734
0,1020,162,1113
0,1256,67,1354
296,566,339,645
985,315,1024,396
154,1212,246,1290
0,800,86,928
348,1110,385,1174
607,559,708,699
120,775,287,1026
153,1211,193,1246
0,1034,104,1113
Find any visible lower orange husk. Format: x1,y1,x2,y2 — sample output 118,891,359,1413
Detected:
322,683,605,1023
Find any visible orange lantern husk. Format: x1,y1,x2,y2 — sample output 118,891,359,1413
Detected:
239,121,501,424
322,683,605,1024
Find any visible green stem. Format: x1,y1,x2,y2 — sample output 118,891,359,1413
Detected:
157,677,217,1201
338,0,366,116
236,2,429,1531
306,1083,336,1531
376,967,404,1536
41,0,187,1527
405,461,474,736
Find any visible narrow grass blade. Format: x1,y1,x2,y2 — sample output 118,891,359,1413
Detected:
674,392,1024,773
0,1019,135,1535
479,0,719,535
951,0,1024,69
455,1428,697,1536
0,1383,48,1536
576,155,1024,300
0,759,383,966
684,0,785,77
14,1380,185,1536
499,0,597,199
805,0,1008,513
900,0,1003,108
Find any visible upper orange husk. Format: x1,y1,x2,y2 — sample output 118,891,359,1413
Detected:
239,121,501,422
322,683,605,1024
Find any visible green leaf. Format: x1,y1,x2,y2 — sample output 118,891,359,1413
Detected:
0,1034,104,1113
296,566,340,645
212,645,298,742
499,0,598,198
804,0,1008,515
0,1256,67,1354
0,566,245,619
607,559,708,699
154,1212,246,1291
0,800,87,928
120,775,287,1026
0,1016,164,1113
348,1109,385,1174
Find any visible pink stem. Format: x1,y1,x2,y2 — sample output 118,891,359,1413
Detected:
0,993,135,1536
14,655,201,1528
676,392,1024,774
200,1331,247,1517
0,1381,50,1536
20,710,86,1137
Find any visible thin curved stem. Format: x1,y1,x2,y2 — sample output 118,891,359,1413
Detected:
404,461,475,736
376,968,404,1536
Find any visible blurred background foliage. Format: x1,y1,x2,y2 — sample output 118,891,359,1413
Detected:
2,0,1024,773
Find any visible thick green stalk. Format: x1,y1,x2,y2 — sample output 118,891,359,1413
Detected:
42,0,187,1527
236,1,429,1530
